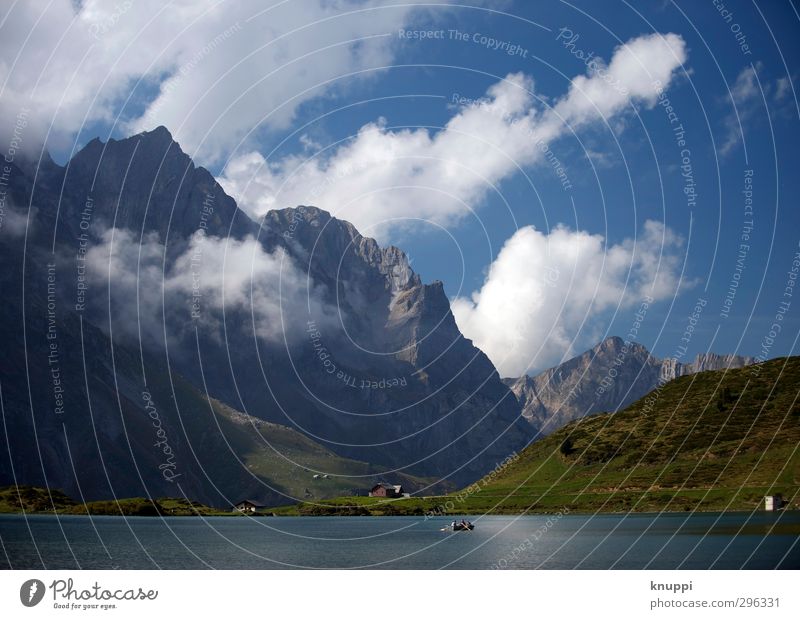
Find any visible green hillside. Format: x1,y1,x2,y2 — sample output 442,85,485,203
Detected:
0,485,233,516
0,485,77,513
274,356,800,515
466,356,800,513
0,391,436,515
203,396,436,500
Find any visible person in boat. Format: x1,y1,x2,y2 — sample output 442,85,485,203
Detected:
460,519,468,528
451,520,457,529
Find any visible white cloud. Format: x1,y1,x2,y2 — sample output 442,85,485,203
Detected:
719,64,761,156
85,228,333,347
451,220,686,377
220,32,687,237
0,205,33,237
718,63,793,156
0,0,442,161
774,77,790,101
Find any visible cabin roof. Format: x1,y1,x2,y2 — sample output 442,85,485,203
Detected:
371,482,402,490
235,499,267,507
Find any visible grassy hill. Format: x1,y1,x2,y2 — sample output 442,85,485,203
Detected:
273,356,800,515
0,485,77,513
0,389,438,515
204,397,437,500
0,485,235,516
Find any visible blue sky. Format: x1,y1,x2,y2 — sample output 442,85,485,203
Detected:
238,0,800,373
3,0,798,375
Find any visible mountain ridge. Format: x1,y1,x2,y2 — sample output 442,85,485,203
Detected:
0,126,530,497
271,356,800,515
0,126,768,504
504,336,756,437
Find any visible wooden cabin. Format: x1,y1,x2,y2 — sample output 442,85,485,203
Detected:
369,483,403,498
233,499,267,513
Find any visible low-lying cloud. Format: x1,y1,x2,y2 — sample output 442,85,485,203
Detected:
84,228,332,348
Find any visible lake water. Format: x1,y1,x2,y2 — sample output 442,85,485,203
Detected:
1,512,798,569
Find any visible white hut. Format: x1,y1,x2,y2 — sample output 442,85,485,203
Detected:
764,494,783,511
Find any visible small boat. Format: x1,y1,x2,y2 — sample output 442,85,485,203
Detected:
446,522,474,531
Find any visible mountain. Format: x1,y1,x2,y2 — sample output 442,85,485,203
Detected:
291,356,798,515
504,336,756,437
233,205,531,482
661,352,757,380
59,126,256,243
0,126,766,505
0,127,530,504
0,283,430,506
476,356,800,513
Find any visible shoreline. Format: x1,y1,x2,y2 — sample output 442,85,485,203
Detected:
2,508,794,518
4,485,795,518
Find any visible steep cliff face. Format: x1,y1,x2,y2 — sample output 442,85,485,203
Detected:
261,206,422,335
255,206,529,483
59,126,256,244
660,352,757,381
504,337,757,436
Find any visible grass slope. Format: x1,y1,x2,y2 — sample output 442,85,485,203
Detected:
203,397,436,500
466,356,800,513
0,485,235,516
273,356,800,515
0,394,437,515
136,367,436,505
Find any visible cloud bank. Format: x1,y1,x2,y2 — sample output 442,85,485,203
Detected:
451,220,687,377
220,32,687,237
85,228,333,348
0,0,440,161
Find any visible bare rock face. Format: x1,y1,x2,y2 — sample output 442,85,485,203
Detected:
662,352,757,380
62,126,255,244
504,337,756,437
257,206,529,484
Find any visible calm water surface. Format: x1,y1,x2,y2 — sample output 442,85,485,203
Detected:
1,512,798,569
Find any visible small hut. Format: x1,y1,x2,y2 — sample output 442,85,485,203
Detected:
764,494,784,511
233,499,267,513
369,483,403,498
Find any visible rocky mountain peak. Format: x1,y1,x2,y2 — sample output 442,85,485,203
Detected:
47,126,255,243
595,335,651,358
689,352,757,373
505,336,757,436
250,204,528,481
264,205,420,305
6,138,531,489
142,124,175,144
599,335,626,351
